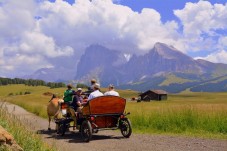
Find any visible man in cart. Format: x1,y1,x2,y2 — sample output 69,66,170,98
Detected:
87,83,103,101
63,84,75,105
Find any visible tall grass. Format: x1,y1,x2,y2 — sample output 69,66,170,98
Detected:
0,102,56,151
126,93,227,138
0,145,10,151
1,84,227,139
130,105,226,135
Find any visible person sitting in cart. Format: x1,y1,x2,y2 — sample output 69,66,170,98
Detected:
63,84,75,105
89,79,97,91
69,88,84,130
82,79,97,98
104,84,119,96
71,88,84,113
87,83,103,101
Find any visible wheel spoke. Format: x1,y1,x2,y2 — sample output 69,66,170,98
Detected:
80,120,92,142
120,119,132,138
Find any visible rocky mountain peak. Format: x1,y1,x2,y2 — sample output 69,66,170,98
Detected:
152,42,192,60
76,44,125,83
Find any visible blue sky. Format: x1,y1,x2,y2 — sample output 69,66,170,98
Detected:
0,0,227,77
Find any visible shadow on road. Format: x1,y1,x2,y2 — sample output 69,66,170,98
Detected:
37,129,125,143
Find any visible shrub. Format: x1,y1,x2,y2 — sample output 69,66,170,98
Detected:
43,92,53,96
24,91,31,95
8,93,14,96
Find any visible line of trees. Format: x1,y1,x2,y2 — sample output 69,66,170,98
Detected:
0,77,66,88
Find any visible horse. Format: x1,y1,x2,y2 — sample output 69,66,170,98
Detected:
47,94,64,130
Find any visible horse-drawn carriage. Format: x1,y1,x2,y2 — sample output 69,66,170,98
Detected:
55,96,132,142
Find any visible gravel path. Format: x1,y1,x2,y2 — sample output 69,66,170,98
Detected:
1,102,226,151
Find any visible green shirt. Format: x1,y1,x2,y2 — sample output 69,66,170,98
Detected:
63,89,74,102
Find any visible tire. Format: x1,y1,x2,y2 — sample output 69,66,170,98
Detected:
80,120,92,142
57,123,66,136
119,118,132,138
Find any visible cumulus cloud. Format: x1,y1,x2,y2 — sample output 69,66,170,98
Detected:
0,0,74,77
173,0,227,66
0,0,227,78
218,36,227,49
174,0,227,52
196,49,227,64
38,0,180,54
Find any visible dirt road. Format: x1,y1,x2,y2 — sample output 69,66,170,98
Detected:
1,102,226,151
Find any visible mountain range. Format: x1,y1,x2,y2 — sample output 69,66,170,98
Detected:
25,42,227,93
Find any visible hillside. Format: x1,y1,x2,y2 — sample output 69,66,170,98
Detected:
119,73,227,93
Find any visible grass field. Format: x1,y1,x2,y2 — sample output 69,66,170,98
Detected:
127,92,227,139
0,84,226,139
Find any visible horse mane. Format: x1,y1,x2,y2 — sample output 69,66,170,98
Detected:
49,94,57,102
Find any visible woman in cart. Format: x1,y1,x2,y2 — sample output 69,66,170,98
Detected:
69,88,84,129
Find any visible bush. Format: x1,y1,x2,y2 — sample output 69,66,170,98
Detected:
43,92,53,96
8,93,14,96
24,91,31,95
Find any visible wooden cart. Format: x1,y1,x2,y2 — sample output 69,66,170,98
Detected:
55,96,132,142
80,95,132,142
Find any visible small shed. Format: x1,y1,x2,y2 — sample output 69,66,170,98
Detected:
139,90,168,101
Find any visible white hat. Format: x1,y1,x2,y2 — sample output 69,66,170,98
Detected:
91,79,96,83
109,84,114,88
77,88,82,91
94,83,100,89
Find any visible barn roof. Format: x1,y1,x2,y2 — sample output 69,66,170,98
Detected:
139,89,168,96
151,90,168,94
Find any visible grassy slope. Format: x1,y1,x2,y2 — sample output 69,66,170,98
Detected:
159,74,194,86
120,73,227,93
0,84,227,139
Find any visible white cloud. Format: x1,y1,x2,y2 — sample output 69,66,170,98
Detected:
0,0,74,77
218,36,227,49
38,0,180,54
196,49,227,64
175,1,227,37
20,30,73,57
174,0,227,52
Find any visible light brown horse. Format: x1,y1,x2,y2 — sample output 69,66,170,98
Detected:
47,94,64,130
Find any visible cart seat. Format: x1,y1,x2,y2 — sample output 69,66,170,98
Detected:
82,96,126,116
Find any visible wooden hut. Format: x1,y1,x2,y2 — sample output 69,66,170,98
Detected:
139,90,168,101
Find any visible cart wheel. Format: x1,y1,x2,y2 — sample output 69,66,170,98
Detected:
80,120,92,142
120,118,132,138
57,123,66,136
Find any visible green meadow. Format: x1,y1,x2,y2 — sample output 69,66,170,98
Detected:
0,84,226,139
127,93,227,139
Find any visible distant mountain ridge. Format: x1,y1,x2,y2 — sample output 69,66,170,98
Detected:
25,42,227,93
76,42,227,91
119,42,203,82
22,67,76,82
